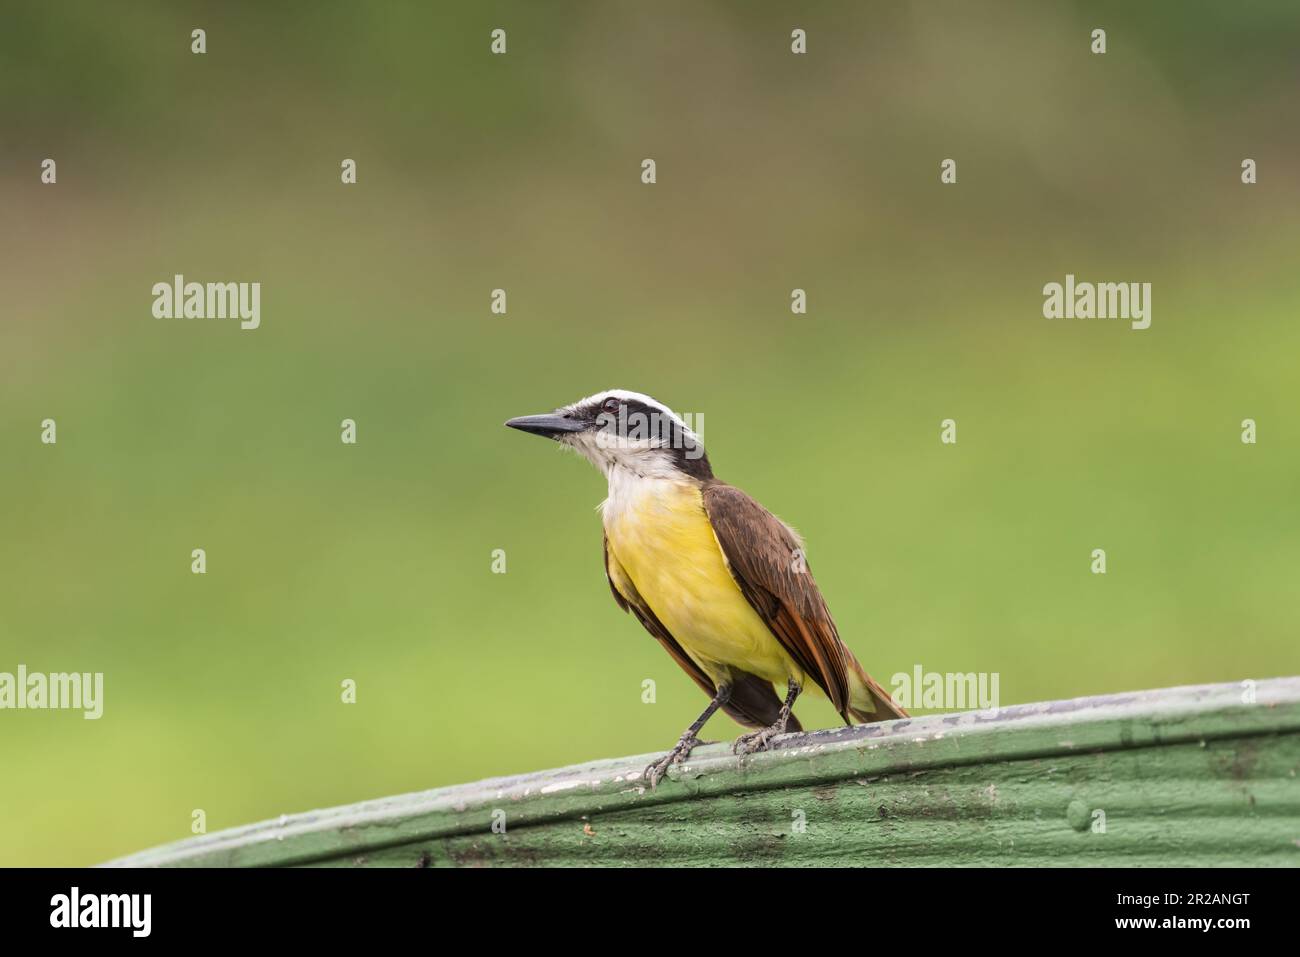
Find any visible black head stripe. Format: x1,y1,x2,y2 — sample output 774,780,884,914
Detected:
586,395,713,480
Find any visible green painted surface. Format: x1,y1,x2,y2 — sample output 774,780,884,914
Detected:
105,678,1300,867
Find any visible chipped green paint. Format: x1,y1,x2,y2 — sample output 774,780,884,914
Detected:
105,678,1300,867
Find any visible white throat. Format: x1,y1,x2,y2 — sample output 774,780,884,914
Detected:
563,429,683,481
599,459,695,527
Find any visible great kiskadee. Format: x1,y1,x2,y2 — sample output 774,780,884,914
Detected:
506,390,907,786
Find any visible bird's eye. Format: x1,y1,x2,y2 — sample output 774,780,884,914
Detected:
601,398,621,415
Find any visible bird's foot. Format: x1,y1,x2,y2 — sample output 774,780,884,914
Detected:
642,732,703,789
734,679,799,755
732,721,788,756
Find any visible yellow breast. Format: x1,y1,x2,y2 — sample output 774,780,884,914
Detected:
603,478,796,686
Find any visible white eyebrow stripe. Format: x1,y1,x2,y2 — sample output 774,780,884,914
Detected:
568,389,671,415
564,389,697,439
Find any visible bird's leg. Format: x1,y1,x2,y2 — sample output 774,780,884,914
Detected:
643,684,732,788
733,678,800,756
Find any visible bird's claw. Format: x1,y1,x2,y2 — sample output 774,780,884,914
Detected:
642,733,702,788
732,724,785,756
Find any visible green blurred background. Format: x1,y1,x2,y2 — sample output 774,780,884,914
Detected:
2,1,1297,866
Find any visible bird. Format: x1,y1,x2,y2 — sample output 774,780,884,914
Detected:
505,389,907,787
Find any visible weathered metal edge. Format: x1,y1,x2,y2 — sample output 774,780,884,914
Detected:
103,676,1300,867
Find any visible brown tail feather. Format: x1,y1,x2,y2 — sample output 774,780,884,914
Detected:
846,657,909,723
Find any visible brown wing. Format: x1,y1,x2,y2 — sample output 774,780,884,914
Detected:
603,535,791,730
702,481,860,721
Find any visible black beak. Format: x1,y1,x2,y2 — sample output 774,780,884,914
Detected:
504,413,588,439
